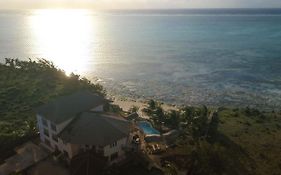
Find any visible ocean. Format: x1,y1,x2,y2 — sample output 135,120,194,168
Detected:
0,9,281,108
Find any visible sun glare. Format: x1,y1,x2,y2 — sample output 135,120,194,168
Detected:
28,9,97,75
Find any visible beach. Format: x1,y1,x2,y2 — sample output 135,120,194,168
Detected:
112,98,177,117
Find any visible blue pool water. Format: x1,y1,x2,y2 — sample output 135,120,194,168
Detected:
138,121,160,135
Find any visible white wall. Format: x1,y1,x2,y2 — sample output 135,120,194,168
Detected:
103,137,128,163
56,138,77,158
36,108,132,162
49,118,75,158
36,114,74,154
64,137,129,160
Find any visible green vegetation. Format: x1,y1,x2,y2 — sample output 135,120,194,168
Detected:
143,100,281,175
128,105,139,114
1,59,281,175
0,58,104,162
216,108,281,175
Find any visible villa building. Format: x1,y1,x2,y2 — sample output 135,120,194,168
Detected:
36,91,132,163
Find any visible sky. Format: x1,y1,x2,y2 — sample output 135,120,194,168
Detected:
1,0,281,9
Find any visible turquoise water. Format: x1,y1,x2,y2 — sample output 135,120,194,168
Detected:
138,121,160,135
0,9,281,108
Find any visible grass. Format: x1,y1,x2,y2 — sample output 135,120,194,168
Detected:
218,108,281,175
157,107,281,175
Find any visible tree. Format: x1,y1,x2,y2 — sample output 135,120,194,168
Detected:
0,58,105,162
201,105,208,118
164,161,178,175
129,105,139,114
5,58,16,68
187,141,243,175
148,99,156,110
155,106,165,122
180,107,195,124
190,114,208,140
166,110,180,129
207,112,219,141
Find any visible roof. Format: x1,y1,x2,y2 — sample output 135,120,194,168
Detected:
59,112,131,146
36,91,107,124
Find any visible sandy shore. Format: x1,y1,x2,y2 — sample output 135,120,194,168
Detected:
113,98,177,113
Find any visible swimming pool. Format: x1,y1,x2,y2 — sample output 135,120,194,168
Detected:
138,121,160,135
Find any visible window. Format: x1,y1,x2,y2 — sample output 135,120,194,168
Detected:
110,141,117,148
42,118,48,127
44,138,51,146
44,128,49,137
51,123,57,132
52,134,58,142
110,152,118,161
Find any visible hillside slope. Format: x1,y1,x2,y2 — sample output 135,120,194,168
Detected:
0,59,104,162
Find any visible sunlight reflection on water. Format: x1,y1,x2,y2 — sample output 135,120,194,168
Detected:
0,9,279,108
28,9,98,75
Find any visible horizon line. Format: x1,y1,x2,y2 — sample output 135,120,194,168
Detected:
1,7,281,10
